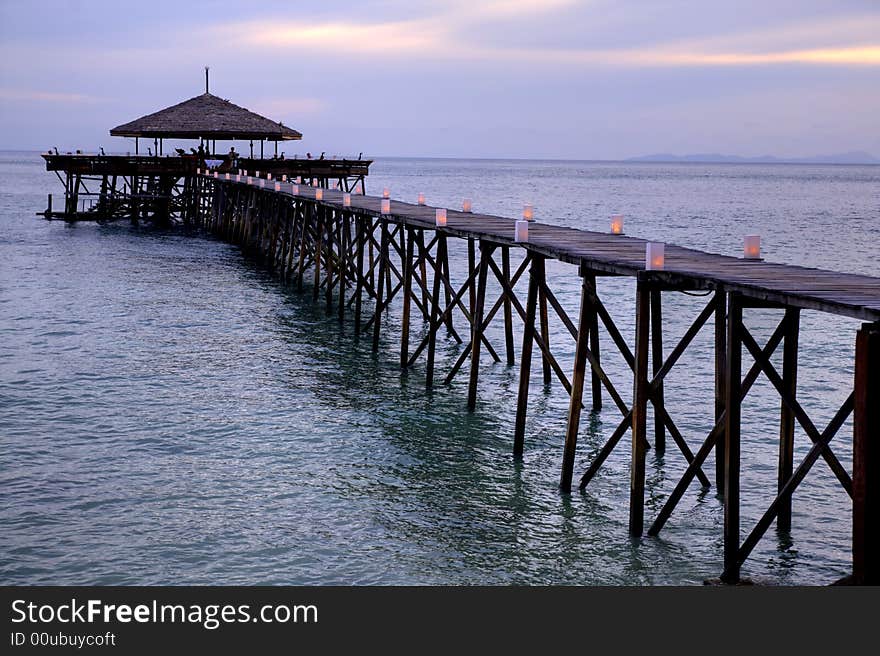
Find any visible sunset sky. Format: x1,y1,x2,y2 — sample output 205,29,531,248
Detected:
1,0,878,158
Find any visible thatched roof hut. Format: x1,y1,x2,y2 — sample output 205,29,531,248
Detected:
109,92,302,141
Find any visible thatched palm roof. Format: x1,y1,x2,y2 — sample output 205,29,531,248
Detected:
109,92,302,141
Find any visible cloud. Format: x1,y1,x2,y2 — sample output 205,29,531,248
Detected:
224,19,440,55
576,45,880,67
207,8,880,68
449,0,579,19
0,89,103,103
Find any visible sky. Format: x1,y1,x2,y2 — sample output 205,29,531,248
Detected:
0,0,878,159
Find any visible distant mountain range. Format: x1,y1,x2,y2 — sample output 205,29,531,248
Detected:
626,150,880,165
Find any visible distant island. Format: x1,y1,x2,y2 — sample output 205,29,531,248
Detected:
626,150,880,165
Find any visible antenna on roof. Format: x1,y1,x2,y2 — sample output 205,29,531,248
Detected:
205,66,210,94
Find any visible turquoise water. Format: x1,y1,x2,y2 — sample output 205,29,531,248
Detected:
1,152,877,584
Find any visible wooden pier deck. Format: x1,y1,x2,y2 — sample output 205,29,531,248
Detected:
293,183,880,320
188,171,879,584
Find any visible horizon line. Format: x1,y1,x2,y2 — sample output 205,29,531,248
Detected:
2,149,878,165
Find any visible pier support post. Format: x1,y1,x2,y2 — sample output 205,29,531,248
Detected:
853,321,880,584
777,308,800,531
354,216,365,333
467,241,495,411
285,204,297,283
539,278,552,384
400,227,415,368
722,292,743,583
325,209,335,313
372,220,389,353
715,287,727,491
513,255,542,458
587,273,602,412
651,288,666,455
313,205,323,302
468,238,476,319
338,213,348,322
629,279,651,537
502,247,516,366
418,231,429,321
442,238,454,335
296,202,309,292
426,234,447,388
560,268,593,492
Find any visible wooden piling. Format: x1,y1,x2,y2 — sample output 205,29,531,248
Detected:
372,220,389,353
313,205,323,301
338,212,348,322
629,280,651,537
426,234,447,388
513,255,542,458
354,216,365,333
650,289,666,454
400,227,415,368
715,287,727,491
587,273,602,412
325,208,335,313
441,237,454,335
418,231,430,321
467,241,495,411
539,282,552,385
853,321,880,584
722,293,743,583
502,247,515,366
777,308,800,531
561,270,593,492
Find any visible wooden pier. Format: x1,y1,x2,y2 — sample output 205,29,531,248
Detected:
184,170,878,584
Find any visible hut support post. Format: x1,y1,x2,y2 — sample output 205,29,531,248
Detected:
853,321,880,584
777,308,800,531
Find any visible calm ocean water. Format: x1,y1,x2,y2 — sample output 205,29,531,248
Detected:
1,151,877,585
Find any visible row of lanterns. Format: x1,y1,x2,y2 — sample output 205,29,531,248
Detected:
198,169,764,268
